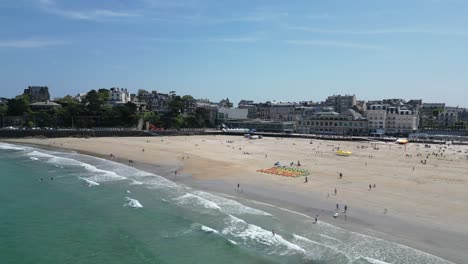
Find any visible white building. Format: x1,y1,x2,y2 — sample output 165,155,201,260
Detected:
438,107,458,128
296,109,368,136
386,106,419,135
367,103,418,135
109,87,130,105
366,104,388,135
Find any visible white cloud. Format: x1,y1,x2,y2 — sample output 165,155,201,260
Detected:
149,37,260,43
0,39,67,48
206,37,259,43
289,26,468,37
285,40,383,50
38,0,140,21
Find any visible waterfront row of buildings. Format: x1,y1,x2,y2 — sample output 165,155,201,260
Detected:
3,86,468,136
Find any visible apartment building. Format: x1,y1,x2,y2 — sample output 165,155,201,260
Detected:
296,109,368,136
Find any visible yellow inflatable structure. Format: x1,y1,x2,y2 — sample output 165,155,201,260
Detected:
336,150,352,156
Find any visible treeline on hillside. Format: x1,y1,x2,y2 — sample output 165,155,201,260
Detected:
0,89,214,129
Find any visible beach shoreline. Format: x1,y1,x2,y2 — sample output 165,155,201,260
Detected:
3,136,467,263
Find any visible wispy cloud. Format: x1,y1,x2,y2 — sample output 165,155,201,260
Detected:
289,26,468,37
38,0,140,21
148,34,262,44
0,39,67,48
149,8,288,24
286,40,383,50
307,13,332,20
205,37,260,43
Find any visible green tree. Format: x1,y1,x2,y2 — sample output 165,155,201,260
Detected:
173,114,186,129
55,95,86,127
7,95,30,116
168,96,184,116
97,89,110,103
143,112,160,124
110,102,138,127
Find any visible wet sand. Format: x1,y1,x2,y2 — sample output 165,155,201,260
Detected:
5,135,468,263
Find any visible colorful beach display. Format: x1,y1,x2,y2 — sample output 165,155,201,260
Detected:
257,166,310,177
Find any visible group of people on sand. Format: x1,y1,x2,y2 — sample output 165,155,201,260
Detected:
289,161,301,166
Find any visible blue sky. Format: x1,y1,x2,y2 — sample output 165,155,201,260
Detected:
1,0,468,106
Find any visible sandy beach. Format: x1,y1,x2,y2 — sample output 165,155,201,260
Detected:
4,135,468,263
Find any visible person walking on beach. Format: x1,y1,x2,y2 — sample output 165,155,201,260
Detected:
314,214,318,223
334,188,337,195
339,172,342,179
344,205,347,213
272,229,275,236
369,184,372,190
304,176,308,183
237,183,240,192
336,203,339,210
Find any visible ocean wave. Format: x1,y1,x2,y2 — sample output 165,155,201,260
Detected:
362,257,391,264
319,234,341,243
174,193,221,210
292,234,350,262
222,215,305,256
200,225,219,234
124,197,143,208
192,191,271,216
0,143,26,151
141,176,180,190
27,150,55,158
79,177,100,187
28,150,126,182
130,180,143,185
30,157,39,161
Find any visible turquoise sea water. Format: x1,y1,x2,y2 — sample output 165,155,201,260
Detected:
0,142,455,264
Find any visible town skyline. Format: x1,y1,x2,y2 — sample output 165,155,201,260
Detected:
2,86,468,109
1,0,468,107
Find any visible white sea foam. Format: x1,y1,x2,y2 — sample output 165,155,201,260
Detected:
28,150,127,182
292,234,349,261
30,157,39,161
142,177,179,189
124,197,143,208
222,215,305,256
319,234,341,243
363,258,391,264
200,225,219,234
228,239,237,245
130,180,143,185
174,193,221,210
0,143,26,151
80,177,100,187
27,150,55,158
192,191,271,216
